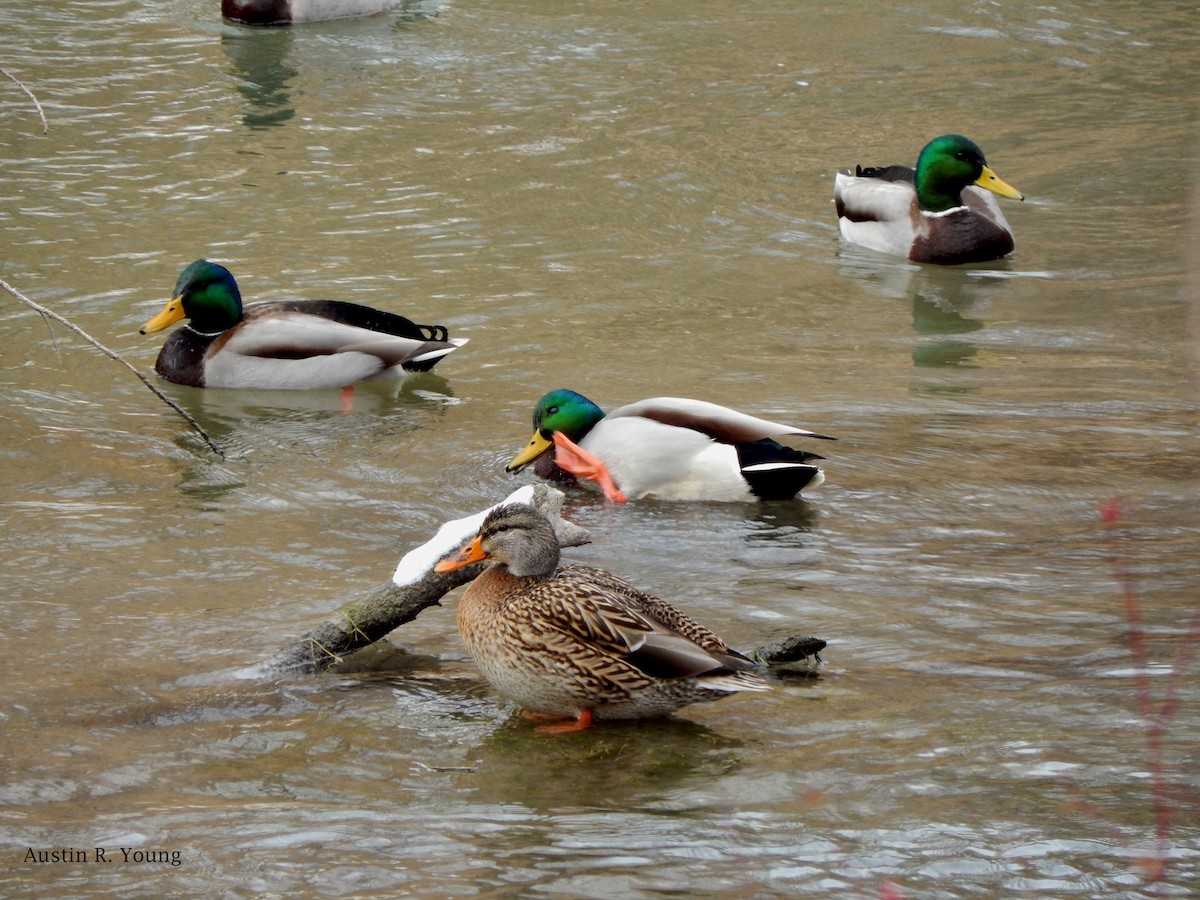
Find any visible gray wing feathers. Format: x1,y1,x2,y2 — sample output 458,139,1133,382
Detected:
609,397,835,443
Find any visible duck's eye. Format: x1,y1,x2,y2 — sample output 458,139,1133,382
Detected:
548,406,559,415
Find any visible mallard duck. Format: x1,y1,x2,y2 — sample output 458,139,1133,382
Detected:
434,503,770,732
505,390,835,503
222,0,403,25
139,260,466,389
834,134,1024,265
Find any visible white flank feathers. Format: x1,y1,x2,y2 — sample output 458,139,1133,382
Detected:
289,0,403,22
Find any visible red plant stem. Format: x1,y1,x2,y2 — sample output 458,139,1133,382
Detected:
1156,603,1200,730
1100,499,1171,884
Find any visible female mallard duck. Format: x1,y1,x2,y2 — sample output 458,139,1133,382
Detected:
505,390,835,503
222,0,403,25
834,134,1024,265
139,260,466,389
434,503,770,732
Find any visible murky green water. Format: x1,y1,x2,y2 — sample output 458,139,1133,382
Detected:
2,0,1197,896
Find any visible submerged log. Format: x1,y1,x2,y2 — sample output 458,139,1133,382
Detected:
750,633,827,669
268,484,826,674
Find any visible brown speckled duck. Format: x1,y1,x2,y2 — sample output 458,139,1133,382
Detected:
434,503,769,733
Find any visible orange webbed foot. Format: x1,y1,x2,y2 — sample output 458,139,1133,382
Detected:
534,709,595,735
551,432,627,503
520,711,570,722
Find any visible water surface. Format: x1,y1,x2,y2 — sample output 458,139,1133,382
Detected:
1,0,1197,896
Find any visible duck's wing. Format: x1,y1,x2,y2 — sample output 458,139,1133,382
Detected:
560,409,826,501
607,397,835,444
569,566,752,660
853,164,917,184
834,166,918,220
834,169,922,258
220,302,465,370
520,567,760,682
279,300,450,343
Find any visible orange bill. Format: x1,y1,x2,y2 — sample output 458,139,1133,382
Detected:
434,536,489,573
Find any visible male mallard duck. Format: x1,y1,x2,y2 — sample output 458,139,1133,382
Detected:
222,0,403,25
434,503,770,733
833,134,1024,265
506,390,835,503
139,260,466,389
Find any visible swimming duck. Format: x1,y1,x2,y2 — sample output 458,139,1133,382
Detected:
833,134,1024,265
506,390,835,503
139,260,466,389
434,503,770,732
222,0,403,25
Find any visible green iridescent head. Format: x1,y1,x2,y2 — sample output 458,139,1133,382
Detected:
506,389,606,473
140,259,244,335
532,389,606,439
914,134,1023,213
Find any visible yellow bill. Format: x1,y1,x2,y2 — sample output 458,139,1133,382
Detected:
974,165,1024,201
506,430,554,473
139,295,186,335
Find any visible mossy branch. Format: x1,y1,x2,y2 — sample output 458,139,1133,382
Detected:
1,276,225,458
1,66,48,134
269,486,587,672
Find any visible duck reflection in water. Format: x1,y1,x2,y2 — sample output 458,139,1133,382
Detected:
458,715,750,810
836,251,1014,369
221,28,297,128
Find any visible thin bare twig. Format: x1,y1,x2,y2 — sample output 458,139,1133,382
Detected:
1,66,48,134
1,276,225,458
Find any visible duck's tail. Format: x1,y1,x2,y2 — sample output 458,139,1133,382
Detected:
403,337,469,372
737,439,825,501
